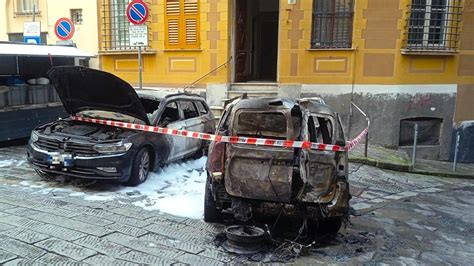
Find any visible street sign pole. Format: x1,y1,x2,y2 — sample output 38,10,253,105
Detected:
138,45,143,90
127,0,149,90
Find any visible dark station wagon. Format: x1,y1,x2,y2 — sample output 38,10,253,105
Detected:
27,66,215,186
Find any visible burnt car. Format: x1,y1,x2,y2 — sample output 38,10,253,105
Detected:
27,66,215,186
205,97,350,234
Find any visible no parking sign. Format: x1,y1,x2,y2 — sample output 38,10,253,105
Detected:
54,18,75,41
127,0,149,25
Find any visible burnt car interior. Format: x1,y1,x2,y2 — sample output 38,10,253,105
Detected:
159,102,180,126
140,98,161,124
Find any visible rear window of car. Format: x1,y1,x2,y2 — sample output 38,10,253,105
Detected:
195,101,208,115
235,112,287,139
180,101,200,119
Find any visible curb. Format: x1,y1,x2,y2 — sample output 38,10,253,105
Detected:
349,156,474,180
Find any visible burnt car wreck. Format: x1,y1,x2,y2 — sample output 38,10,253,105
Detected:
27,66,215,186
205,97,350,234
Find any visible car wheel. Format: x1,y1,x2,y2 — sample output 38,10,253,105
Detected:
35,169,58,181
125,147,151,186
317,216,343,236
204,175,221,222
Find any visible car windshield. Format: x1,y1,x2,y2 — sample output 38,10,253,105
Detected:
77,110,146,124
235,111,288,139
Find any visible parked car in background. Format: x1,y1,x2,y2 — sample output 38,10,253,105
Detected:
205,97,350,234
27,66,215,186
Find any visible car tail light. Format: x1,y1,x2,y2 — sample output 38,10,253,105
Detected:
209,142,226,173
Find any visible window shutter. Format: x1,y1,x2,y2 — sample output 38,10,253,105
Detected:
183,0,199,48
165,0,181,49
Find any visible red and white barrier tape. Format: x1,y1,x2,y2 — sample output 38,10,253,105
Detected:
72,116,368,152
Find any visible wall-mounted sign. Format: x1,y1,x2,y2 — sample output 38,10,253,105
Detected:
127,0,149,25
54,18,75,41
23,21,41,44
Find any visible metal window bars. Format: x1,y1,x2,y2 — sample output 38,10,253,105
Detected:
101,0,151,51
311,0,354,49
404,0,463,51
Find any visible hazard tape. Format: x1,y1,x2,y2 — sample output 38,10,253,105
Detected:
71,116,368,152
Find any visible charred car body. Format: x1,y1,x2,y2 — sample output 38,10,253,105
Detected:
27,66,214,185
205,97,350,233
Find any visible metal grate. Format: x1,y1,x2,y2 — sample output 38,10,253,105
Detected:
101,0,150,51
71,9,83,25
404,0,463,51
311,0,354,49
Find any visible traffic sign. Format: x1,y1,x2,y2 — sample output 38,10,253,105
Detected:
54,18,75,41
129,25,148,46
126,0,149,25
23,22,41,44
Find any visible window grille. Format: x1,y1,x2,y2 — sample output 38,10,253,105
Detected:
101,0,150,51
71,9,83,25
311,0,354,49
18,0,38,12
404,0,463,51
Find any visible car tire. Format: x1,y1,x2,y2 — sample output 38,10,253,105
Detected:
125,147,151,186
204,175,221,222
317,216,343,236
35,169,58,181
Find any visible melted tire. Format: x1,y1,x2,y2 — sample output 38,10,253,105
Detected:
204,175,221,222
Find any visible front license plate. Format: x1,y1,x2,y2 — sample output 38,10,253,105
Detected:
47,152,74,168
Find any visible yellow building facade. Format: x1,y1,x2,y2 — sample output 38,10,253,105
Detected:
0,0,100,68
99,0,474,161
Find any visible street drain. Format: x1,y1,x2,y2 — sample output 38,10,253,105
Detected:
222,225,265,255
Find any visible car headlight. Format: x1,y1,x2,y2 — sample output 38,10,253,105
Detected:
93,141,132,154
30,131,39,143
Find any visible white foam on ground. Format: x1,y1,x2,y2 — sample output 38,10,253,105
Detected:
17,157,208,219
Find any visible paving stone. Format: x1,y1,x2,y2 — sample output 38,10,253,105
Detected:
0,249,17,264
0,202,14,211
0,238,46,260
33,206,79,218
83,254,140,265
117,250,176,265
30,223,87,241
35,238,97,261
109,207,156,219
177,252,225,266
27,212,114,237
74,235,131,257
198,248,236,263
2,258,26,266
106,222,148,237
0,222,15,232
70,214,115,226
144,223,213,246
1,228,49,244
33,253,80,265
140,233,205,254
105,232,182,260
82,208,151,228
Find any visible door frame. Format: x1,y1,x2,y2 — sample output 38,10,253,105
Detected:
230,0,281,83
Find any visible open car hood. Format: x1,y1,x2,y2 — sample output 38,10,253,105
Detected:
48,66,150,124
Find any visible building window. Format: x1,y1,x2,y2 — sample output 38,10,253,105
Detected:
404,0,463,51
399,118,443,146
17,0,39,13
311,0,354,49
165,0,200,50
71,9,83,25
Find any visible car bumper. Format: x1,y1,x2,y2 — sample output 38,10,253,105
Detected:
26,143,133,182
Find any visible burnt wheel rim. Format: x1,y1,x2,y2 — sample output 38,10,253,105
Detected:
138,151,150,182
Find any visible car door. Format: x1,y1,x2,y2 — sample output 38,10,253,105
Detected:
299,113,337,202
156,101,187,162
180,100,203,155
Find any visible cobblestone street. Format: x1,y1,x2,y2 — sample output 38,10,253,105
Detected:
0,145,473,265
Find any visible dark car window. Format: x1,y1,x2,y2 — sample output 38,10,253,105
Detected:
195,101,208,115
235,112,287,139
158,102,180,126
181,101,199,119
309,115,333,144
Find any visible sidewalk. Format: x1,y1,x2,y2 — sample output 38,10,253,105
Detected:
349,144,474,179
